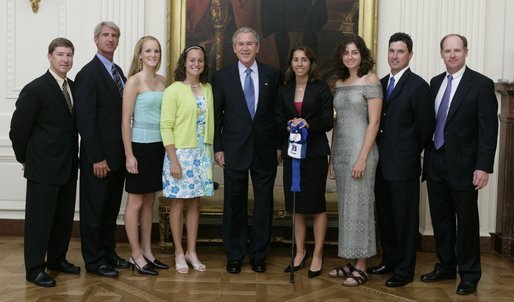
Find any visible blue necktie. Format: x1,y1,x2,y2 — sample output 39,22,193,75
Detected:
244,68,255,119
434,74,453,149
385,76,395,101
111,65,124,97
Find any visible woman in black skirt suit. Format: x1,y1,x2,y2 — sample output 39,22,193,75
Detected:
276,45,334,278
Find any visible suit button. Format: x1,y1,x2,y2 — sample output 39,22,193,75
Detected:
380,130,383,133
383,113,386,116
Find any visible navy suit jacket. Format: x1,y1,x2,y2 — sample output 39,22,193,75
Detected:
10,71,78,185
275,79,333,158
74,55,126,171
377,68,435,181
423,66,498,190
213,61,281,170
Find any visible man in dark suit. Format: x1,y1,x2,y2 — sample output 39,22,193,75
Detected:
212,27,281,274
420,34,498,295
10,37,80,287
368,32,435,287
75,21,129,278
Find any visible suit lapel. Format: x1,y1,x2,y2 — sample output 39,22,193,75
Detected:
386,68,412,106
445,67,472,125
44,71,73,116
282,82,298,116
93,56,123,106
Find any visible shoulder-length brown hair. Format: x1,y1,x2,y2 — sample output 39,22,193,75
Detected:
284,45,321,84
333,34,374,81
174,45,209,83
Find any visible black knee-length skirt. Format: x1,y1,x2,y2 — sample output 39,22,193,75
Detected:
125,142,165,194
283,156,328,214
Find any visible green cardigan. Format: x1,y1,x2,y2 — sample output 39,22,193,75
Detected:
160,81,214,148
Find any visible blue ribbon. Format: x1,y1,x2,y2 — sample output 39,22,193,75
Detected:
288,121,308,192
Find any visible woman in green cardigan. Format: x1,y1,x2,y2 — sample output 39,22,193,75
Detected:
160,45,214,274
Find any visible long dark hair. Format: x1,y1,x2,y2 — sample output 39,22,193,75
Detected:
174,45,209,83
333,34,374,81
284,45,321,84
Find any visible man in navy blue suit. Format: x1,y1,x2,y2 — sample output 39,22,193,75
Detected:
75,21,129,278
10,37,80,287
369,32,435,287
420,34,498,295
212,27,281,274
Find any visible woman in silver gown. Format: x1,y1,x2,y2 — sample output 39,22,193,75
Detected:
328,34,383,287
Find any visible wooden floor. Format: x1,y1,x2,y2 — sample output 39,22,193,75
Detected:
1,236,514,301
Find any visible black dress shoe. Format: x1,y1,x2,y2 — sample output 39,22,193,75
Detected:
252,262,266,273
456,280,477,295
420,269,456,282
366,264,393,275
105,254,130,269
385,275,413,287
129,257,158,276
284,251,309,272
27,271,56,287
143,256,169,269
88,264,119,278
226,261,241,274
48,259,81,274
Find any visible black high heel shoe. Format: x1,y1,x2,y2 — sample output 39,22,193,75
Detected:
307,257,323,279
143,256,169,269
284,251,309,272
129,257,158,275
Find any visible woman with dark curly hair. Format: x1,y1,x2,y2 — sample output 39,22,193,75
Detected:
327,34,382,286
160,45,214,273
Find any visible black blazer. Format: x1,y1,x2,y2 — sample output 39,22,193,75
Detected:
377,68,435,181
74,56,126,171
275,79,333,158
423,67,498,190
10,71,78,185
213,61,281,170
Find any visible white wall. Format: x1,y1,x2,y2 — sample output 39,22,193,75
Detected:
0,0,512,234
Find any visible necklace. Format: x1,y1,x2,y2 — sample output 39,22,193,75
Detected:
184,81,200,88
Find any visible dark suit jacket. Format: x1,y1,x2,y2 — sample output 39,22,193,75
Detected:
213,61,281,170
377,68,435,181
423,67,498,190
74,55,126,171
275,79,333,157
10,71,78,184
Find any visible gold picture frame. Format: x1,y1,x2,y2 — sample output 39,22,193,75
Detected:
167,0,378,81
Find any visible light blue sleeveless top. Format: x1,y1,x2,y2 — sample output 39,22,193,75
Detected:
132,91,163,143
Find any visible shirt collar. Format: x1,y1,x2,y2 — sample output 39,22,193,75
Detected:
447,65,466,79
238,61,258,75
389,66,409,83
48,68,66,86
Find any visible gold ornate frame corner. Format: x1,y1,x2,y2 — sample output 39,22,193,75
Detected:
167,0,378,80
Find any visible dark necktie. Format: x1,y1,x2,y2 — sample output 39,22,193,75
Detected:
244,68,255,119
111,65,124,97
62,80,72,112
385,76,395,101
433,74,453,149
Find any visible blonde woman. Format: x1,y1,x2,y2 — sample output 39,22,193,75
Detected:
121,36,168,275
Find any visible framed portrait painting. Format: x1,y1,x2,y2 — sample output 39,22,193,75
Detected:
167,0,377,80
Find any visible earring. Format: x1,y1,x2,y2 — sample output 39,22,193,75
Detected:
138,59,143,71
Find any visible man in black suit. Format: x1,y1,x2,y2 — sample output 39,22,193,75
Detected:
212,27,281,274
368,33,435,287
10,37,80,287
75,21,129,278
420,34,498,295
